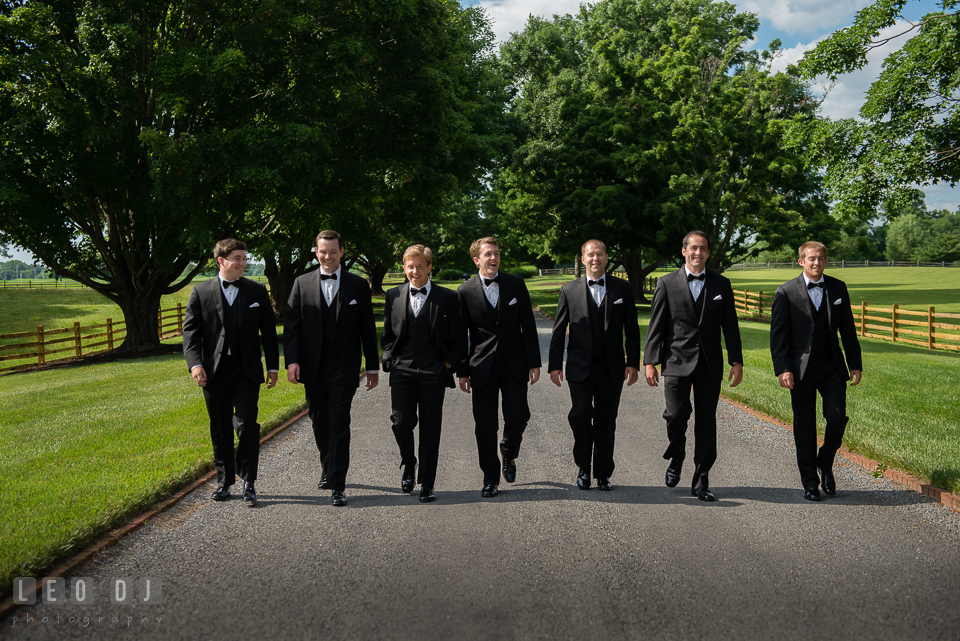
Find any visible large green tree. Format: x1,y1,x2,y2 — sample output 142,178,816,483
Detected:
495,0,824,300
794,0,959,219
0,0,329,350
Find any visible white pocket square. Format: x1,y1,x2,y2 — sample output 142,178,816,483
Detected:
349,299,357,305
249,302,260,308
613,298,623,304
508,298,518,306
713,294,722,300
833,298,842,305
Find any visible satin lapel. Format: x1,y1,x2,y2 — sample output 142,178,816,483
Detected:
677,269,696,323
334,272,344,322
697,273,710,326
578,276,590,324
495,275,507,326
428,283,440,328
212,279,225,327
791,275,813,323
603,274,613,331
235,278,249,326
823,276,834,328
396,282,410,339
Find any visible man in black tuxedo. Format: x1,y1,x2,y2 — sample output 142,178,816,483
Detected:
457,237,541,498
284,230,379,507
770,240,862,501
643,231,743,502
548,239,641,491
183,238,279,507
381,244,466,502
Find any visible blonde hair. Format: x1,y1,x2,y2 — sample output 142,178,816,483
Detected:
798,241,827,259
402,244,433,265
581,239,606,255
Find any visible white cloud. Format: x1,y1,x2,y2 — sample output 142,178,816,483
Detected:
477,0,584,44
736,0,871,35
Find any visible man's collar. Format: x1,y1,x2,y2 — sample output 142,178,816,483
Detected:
684,265,705,278
409,279,431,294
320,265,341,278
802,273,824,285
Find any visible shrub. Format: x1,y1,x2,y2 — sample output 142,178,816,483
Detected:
437,268,468,281
503,265,538,279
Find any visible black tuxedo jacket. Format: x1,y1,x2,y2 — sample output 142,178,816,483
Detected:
548,275,642,383
456,273,541,388
381,282,467,389
283,269,380,384
643,268,743,379
770,273,862,383
183,277,279,382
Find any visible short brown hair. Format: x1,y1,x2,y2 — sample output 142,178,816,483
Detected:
402,244,433,265
683,231,710,249
316,230,344,249
469,237,499,259
214,238,246,261
581,239,606,255
798,241,827,259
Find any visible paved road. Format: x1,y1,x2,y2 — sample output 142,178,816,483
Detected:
4,311,959,640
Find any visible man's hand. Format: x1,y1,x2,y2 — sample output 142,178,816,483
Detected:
850,369,862,386
625,366,639,386
644,364,659,387
266,371,278,389
778,371,794,390
287,363,300,384
365,372,379,390
191,366,208,387
549,370,563,387
459,377,471,394
529,367,541,386
728,363,743,388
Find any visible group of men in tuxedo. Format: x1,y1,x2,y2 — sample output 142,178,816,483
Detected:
183,230,862,508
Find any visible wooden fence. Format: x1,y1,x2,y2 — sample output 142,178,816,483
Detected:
0,276,271,290
0,303,186,374
729,288,960,352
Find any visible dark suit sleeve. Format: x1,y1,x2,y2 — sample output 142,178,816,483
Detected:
518,282,542,369
358,282,380,372
623,286,641,369
837,283,862,371
721,278,743,366
442,291,467,370
182,285,205,371
455,287,472,378
548,288,570,372
381,290,397,371
283,277,304,368
769,285,792,376
258,285,280,370
643,279,669,366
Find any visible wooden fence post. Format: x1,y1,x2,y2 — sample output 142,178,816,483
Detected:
758,291,765,318
892,303,899,342
860,302,867,337
37,325,45,365
74,321,82,357
177,303,184,334
107,318,114,350
157,308,163,338
928,306,935,350
744,288,749,314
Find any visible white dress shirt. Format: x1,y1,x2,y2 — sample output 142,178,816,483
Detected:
320,265,341,306
480,272,500,308
219,275,240,306
409,280,431,317
587,274,606,307
803,274,825,310
684,266,705,301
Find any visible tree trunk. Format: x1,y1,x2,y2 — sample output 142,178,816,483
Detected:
575,259,582,278
366,260,389,296
115,291,164,352
622,250,667,303
264,249,315,321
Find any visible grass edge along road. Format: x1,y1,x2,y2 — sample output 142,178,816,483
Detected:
1,274,957,600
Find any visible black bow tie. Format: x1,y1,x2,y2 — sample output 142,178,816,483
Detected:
410,287,427,296
482,275,499,287
320,272,337,281
807,281,824,290
687,272,705,282
222,280,239,289
588,278,604,287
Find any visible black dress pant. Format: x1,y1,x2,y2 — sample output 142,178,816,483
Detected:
304,362,359,492
472,356,530,485
389,365,447,488
567,364,623,479
662,357,721,491
790,367,848,490
202,357,261,487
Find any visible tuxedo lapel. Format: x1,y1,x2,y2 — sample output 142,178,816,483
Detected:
578,276,590,324
823,276,834,328
334,271,345,322
603,274,613,331
428,283,440,327
394,282,411,339
790,275,813,323
676,269,696,323
495,275,509,326
212,279,225,327
697,273,710,326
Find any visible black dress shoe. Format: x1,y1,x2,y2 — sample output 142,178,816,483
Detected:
597,477,612,491
693,487,715,502
481,484,499,498
419,486,436,502
241,482,257,507
503,459,517,484
332,490,347,507
401,463,415,494
576,470,591,490
318,475,330,490
820,466,836,496
665,462,682,488
804,488,822,501
212,485,230,501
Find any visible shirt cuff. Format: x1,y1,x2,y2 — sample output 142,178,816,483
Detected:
367,370,379,375
190,365,203,371
267,369,278,373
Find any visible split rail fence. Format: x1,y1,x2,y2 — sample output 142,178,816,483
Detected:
0,304,186,374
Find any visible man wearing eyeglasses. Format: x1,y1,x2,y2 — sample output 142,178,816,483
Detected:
183,238,279,507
